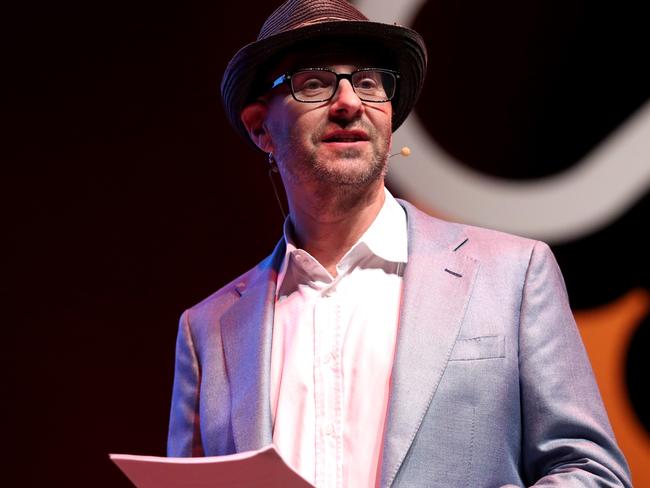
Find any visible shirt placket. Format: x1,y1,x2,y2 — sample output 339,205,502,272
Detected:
313,286,343,488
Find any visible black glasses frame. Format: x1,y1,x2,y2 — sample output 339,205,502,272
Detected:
270,67,400,103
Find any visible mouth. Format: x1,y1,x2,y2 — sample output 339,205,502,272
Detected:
321,130,369,144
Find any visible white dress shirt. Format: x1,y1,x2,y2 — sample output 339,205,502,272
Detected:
270,188,408,488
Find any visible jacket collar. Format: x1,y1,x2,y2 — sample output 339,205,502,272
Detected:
220,239,285,452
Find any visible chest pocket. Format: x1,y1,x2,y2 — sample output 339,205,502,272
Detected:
450,335,505,361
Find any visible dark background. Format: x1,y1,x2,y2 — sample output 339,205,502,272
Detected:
6,2,277,485
5,1,648,486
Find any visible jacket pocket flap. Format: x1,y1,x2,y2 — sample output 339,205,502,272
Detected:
450,335,505,361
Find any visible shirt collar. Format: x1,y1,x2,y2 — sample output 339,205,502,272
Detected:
276,188,408,296
361,187,408,264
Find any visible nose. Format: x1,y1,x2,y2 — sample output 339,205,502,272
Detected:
329,78,364,120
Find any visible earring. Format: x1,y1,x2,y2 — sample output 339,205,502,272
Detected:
268,152,279,173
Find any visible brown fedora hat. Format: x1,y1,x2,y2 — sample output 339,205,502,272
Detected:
220,0,428,149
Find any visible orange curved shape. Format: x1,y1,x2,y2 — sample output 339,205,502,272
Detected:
575,288,650,487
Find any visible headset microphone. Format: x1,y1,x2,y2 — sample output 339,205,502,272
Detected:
390,146,411,158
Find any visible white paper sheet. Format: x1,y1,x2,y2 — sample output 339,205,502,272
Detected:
109,445,314,488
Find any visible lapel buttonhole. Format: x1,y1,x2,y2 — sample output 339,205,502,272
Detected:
444,268,463,278
235,281,247,296
453,238,469,252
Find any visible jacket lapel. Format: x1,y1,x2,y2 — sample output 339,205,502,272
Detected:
380,202,479,487
220,240,285,452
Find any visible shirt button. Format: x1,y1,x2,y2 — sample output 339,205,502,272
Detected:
322,352,336,366
324,423,335,436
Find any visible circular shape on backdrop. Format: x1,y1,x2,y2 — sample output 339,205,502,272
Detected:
357,0,650,244
550,192,649,309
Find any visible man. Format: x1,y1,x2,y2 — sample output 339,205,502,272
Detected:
167,0,632,486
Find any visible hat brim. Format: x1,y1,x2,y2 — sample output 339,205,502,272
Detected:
221,20,427,150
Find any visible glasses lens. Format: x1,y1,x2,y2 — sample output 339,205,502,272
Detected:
352,70,396,102
291,70,337,102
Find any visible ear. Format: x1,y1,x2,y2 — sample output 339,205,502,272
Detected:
241,101,273,153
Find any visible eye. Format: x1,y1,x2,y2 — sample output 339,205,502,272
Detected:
293,71,334,92
302,78,328,90
356,77,379,90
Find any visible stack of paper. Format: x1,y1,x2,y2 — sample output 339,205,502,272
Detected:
110,445,314,488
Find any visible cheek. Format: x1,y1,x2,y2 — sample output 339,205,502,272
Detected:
367,104,392,133
272,111,321,150
381,107,393,135
266,103,306,142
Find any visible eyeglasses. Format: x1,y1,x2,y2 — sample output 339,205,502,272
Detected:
270,68,399,103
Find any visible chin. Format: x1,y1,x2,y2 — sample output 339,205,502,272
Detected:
316,156,387,187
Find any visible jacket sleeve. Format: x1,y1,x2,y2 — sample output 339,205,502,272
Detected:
167,310,205,457
519,241,631,486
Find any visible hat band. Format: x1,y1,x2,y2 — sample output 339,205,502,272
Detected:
293,17,355,29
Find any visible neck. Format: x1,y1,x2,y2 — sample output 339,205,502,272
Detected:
287,179,386,276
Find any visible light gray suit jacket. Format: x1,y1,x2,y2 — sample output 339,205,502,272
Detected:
167,200,631,487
